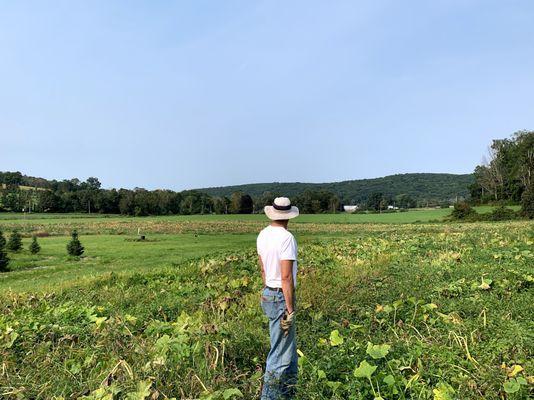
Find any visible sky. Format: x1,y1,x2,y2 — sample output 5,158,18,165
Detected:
1,1,533,190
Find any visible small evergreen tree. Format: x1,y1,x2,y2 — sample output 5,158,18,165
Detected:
0,229,9,272
67,230,84,256
29,235,41,254
7,229,23,252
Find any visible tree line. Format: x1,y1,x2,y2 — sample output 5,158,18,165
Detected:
0,173,345,215
469,131,533,207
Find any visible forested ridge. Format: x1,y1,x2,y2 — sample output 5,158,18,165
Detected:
197,173,474,204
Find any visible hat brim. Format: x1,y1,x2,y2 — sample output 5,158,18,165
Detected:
264,206,299,220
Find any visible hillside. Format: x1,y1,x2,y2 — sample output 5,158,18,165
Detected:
197,173,475,204
1,171,474,213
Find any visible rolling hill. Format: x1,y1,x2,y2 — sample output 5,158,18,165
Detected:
197,173,475,204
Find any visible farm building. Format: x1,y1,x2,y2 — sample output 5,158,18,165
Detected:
343,205,359,213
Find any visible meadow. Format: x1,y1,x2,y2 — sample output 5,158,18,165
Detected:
0,212,532,399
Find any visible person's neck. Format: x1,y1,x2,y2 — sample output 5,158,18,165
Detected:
270,220,288,229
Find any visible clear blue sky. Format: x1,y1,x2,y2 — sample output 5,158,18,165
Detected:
1,1,533,190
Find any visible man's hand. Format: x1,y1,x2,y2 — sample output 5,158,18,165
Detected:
280,309,295,336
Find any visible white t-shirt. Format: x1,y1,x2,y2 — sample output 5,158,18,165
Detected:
257,225,298,288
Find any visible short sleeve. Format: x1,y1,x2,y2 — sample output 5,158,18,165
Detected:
280,234,297,260
256,235,262,256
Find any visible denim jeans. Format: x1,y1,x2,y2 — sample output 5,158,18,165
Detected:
260,287,298,400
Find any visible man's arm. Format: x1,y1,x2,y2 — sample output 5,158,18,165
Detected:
281,259,295,313
258,255,266,287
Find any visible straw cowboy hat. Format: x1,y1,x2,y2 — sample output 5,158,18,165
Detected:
264,197,299,220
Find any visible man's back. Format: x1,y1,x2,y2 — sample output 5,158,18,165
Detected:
257,225,298,288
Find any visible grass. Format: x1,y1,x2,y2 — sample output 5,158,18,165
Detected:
0,205,519,225
0,234,256,293
0,215,532,399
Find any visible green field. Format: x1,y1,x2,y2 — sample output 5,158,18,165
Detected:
2,210,450,224
0,206,520,231
0,213,532,399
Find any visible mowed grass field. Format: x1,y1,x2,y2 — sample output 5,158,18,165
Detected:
0,206,518,225
0,212,532,399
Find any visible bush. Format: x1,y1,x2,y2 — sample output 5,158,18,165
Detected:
521,184,534,219
0,229,9,272
486,206,518,221
450,202,477,220
7,230,23,252
67,230,84,256
29,236,41,254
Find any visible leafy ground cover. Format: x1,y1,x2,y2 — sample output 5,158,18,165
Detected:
0,220,532,399
0,207,521,239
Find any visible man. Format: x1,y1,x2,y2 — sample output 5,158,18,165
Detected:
257,197,299,399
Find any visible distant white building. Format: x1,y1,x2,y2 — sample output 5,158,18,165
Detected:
387,205,399,210
343,205,359,213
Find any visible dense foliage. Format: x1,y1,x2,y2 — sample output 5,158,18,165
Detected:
0,173,339,215
199,173,474,206
470,131,533,205
0,221,532,399
521,183,534,219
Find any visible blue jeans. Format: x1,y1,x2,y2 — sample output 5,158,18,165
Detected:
260,287,298,399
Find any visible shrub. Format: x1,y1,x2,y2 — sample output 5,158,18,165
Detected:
7,229,23,252
486,206,518,221
521,184,534,219
67,230,84,256
450,202,477,220
29,236,41,254
0,229,9,272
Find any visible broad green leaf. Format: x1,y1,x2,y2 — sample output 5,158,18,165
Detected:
80,387,114,400
222,388,243,399
125,314,138,324
326,381,341,391
353,360,377,379
6,330,19,348
383,374,395,386
90,316,107,327
516,377,527,385
503,379,520,394
432,382,455,400
329,330,344,346
126,380,151,400
317,369,327,380
366,342,391,359
422,303,438,311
